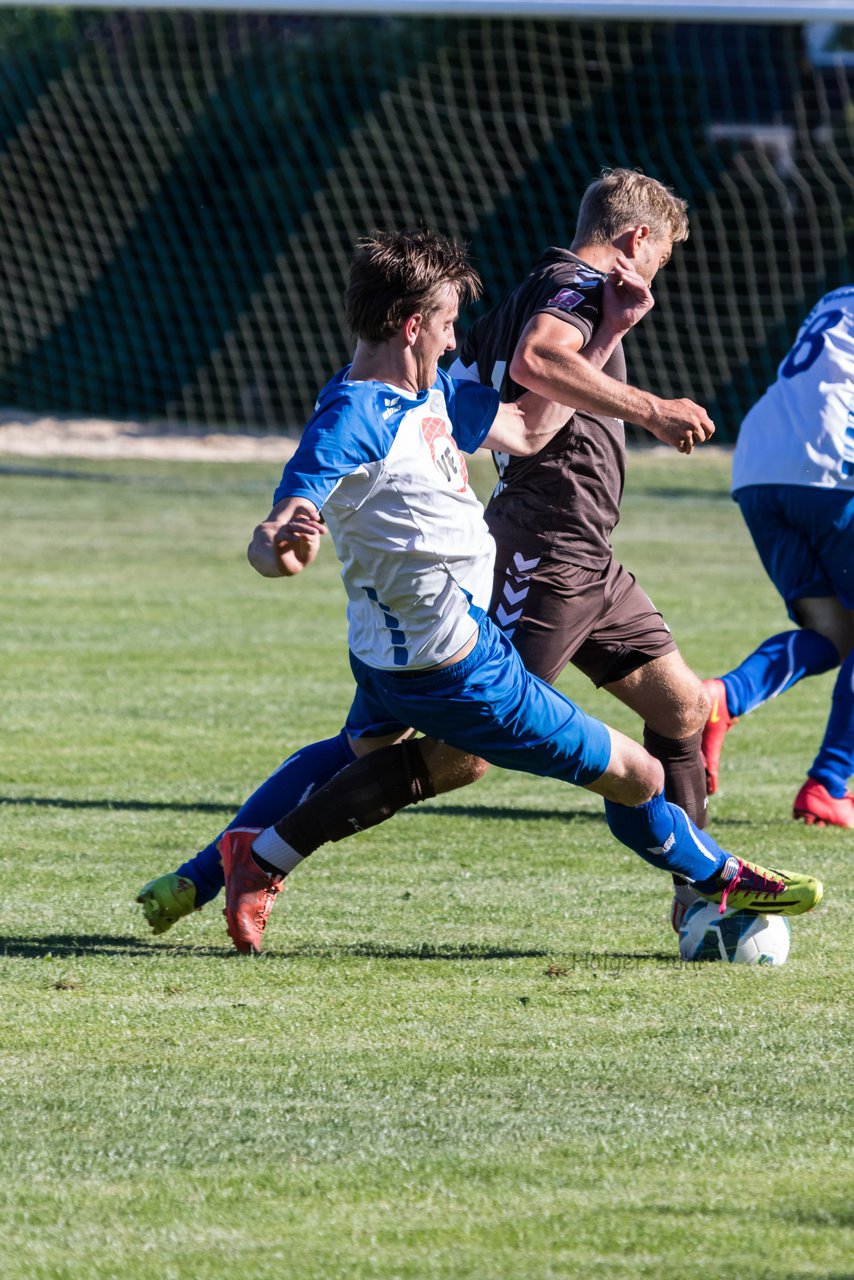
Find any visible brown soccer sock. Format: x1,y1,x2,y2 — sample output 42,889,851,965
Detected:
643,726,708,829
268,738,435,859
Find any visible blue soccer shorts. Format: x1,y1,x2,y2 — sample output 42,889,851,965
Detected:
344,615,613,786
736,484,854,619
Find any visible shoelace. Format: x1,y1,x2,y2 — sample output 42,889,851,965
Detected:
719,860,785,914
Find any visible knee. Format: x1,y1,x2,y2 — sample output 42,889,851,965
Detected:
696,678,712,725
793,600,854,660
810,623,852,664
649,673,709,739
589,737,664,807
680,678,709,736
617,752,665,806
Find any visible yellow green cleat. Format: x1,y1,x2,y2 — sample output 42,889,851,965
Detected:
136,873,198,934
698,856,823,917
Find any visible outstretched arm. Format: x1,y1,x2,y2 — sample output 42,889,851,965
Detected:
480,394,569,456
509,260,715,454
248,496,327,578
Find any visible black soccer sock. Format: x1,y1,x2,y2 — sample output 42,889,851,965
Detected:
265,738,436,861
643,726,708,830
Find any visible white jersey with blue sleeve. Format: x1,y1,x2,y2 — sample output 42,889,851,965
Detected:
732,286,854,492
274,367,500,670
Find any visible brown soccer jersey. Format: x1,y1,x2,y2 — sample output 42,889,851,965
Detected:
453,246,676,691
458,247,626,569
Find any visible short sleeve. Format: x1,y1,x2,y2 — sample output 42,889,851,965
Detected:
439,369,499,454
537,279,603,349
273,389,392,507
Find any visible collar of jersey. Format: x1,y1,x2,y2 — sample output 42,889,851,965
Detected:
538,247,608,282
333,364,430,403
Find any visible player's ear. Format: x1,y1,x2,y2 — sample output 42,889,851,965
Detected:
627,225,650,257
402,313,422,346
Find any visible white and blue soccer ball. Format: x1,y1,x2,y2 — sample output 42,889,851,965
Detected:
678,901,791,965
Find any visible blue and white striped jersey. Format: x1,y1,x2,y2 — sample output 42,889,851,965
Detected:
733,286,854,492
274,366,499,670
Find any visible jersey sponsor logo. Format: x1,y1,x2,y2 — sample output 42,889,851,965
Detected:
546,287,584,311
421,415,469,492
382,395,401,420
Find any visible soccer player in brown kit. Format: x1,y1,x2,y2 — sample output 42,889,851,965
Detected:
137,171,718,950
453,168,714,927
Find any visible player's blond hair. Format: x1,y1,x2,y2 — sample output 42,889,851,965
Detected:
346,228,482,343
572,168,689,247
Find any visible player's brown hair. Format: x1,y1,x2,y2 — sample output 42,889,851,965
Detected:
345,229,482,343
572,168,690,247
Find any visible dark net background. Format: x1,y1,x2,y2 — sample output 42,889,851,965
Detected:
0,11,852,440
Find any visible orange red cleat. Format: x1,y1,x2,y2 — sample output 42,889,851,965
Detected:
219,827,286,953
701,677,737,795
793,778,854,828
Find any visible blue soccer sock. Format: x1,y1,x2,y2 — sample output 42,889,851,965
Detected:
176,730,357,907
604,791,729,883
808,649,854,798
721,629,838,718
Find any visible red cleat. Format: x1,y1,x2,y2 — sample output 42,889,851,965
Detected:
701,678,737,795
793,778,854,829
219,827,285,954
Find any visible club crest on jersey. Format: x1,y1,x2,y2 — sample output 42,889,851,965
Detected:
547,287,584,311
421,415,468,492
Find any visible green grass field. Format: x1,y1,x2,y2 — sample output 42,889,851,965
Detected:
1,448,851,1280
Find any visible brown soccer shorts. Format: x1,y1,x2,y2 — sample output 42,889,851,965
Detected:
489,537,676,689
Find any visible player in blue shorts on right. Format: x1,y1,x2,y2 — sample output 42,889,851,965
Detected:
218,228,823,950
702,287,854,826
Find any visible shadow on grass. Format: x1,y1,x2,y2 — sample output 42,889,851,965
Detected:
304,941,554,961
0,933,235,959
419,804,602,823
1,796,608,825
0,932,555,962
0,795,232,815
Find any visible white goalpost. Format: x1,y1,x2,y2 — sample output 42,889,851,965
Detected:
0,1,851,435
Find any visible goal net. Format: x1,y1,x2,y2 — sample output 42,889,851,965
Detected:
0,9,852,439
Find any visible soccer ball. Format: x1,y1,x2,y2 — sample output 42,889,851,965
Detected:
678,901,791,965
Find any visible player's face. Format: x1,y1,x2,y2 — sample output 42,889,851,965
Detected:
638,235,673,284
413,286,459,388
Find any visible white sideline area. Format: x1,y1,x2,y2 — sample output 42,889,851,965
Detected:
0,412,300,463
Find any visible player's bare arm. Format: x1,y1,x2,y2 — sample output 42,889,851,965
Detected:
248,496,326,578
509,311,715,454
484,263,656,444
481,396,570,456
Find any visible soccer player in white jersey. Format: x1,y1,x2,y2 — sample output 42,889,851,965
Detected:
140,173,717,947
702,287,854,826
215,229,821,951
